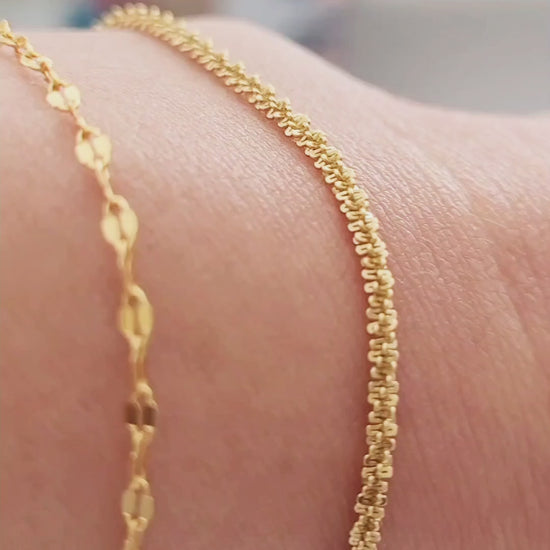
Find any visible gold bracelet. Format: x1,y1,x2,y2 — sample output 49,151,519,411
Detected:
100,5,399,550
0,19,158,550
2,7,399,550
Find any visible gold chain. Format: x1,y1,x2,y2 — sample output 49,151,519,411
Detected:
1,7,399,550
100,5,399,549
0,20,157,550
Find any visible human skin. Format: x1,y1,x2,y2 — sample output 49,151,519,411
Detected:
0,19,549,550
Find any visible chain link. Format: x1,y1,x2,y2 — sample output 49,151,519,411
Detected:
1,19,157,550
100,5,399,549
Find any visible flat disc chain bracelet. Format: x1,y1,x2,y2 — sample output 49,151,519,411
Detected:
0,19,157,550
2,4,399,550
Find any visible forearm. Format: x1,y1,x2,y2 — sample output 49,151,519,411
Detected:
1,22,549,550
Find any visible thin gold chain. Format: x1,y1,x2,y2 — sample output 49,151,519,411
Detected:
0,20,158,550
100,5,399,550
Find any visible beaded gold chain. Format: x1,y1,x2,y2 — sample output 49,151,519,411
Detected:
101,5,399,550
0,19,158,550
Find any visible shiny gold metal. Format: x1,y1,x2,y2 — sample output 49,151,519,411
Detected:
0,20,157,550
101,5,400,550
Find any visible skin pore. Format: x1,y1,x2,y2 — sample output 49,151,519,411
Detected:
1,19,549,550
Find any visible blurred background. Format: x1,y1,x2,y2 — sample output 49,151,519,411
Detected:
2,0,549,114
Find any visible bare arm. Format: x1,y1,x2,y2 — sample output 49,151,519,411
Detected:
1,20,549,550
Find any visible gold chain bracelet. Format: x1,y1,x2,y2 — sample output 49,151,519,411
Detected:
100,5,399,550
0,20,158,550
2,6,399,550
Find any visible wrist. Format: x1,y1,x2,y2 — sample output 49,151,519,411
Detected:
1,21,549,550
